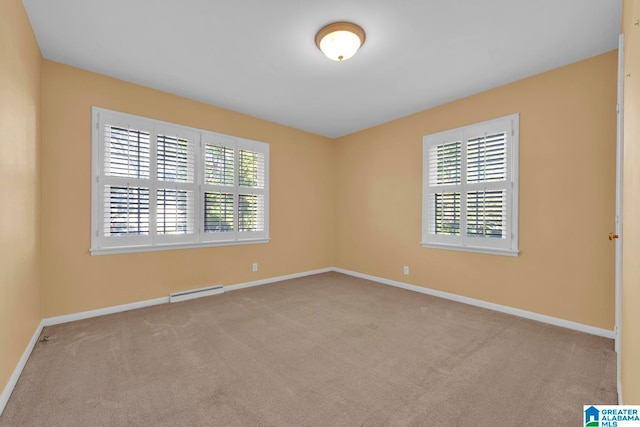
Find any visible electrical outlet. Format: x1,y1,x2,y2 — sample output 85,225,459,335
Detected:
403,266,409,275
252,263,258,272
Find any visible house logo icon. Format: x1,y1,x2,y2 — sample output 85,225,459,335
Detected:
585,406,599,427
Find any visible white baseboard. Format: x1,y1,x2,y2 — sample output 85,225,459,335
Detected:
225,268,334,292
333,268,616,339
41,297,169,327
618,378,623,405
617,340,623,404
0,320,44,416
40,268,333,327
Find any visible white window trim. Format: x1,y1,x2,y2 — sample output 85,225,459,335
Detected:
90,107,270,256
421,113,519,256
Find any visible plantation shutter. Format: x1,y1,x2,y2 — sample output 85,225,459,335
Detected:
104,185,150,236
155,126,197,243
466,190,506,238
465,131,508,241
238,143,267,235
201,136,236,240
466,133,507,183
91,107,270,254
235,139,268,241
98,117,153,247
432,192,461,236
200,136,269,242
422,114,518,255
104,126,150,180
424,132,463,245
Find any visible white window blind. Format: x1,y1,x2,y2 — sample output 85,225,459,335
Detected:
91,107,269,255
104,126,150,179
104,185,150,237
422,114,519,256
238,143,266,236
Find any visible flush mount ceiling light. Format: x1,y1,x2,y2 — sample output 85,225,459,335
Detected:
315,22,366,62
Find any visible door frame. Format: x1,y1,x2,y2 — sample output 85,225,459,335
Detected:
615,33,624,405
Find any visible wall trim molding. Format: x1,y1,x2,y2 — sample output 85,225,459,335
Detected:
42,297,169,327
40,268,334,328
224,268,334,292
333,268,616,339
0,320,44,416
618,378,623,405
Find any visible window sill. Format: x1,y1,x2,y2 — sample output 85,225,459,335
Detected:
90,238,270,256
421,242,519,257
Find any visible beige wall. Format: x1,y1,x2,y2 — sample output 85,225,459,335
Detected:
40,61,335,318
0,0,42,400
335,51,618,330
622,0,640,404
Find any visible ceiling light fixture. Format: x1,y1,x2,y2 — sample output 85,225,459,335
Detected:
315,22,366,62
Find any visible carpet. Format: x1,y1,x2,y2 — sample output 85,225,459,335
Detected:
0,272,617,426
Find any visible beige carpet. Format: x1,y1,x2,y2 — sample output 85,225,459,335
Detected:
0,272,616,426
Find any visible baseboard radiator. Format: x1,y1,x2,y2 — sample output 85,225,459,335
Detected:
169,284,224,303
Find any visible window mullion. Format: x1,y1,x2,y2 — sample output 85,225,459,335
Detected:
195,135,203,243
460,132,468,245
149,126,158,245
233,141,239,240
94,115,104,248
426,183,460,193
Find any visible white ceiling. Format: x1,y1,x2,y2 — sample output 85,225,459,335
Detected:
23,0,622,138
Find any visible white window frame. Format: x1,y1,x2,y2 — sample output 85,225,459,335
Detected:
91,107,270,255
421,113,519,256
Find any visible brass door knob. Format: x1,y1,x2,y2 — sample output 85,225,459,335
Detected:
609,232,619,240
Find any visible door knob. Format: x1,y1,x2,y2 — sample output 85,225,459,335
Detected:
609,232,619,240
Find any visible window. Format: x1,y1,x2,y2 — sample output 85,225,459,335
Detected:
91,107,269,255
422,114,519,256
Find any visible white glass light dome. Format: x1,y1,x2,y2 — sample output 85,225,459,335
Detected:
315,22,366,62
